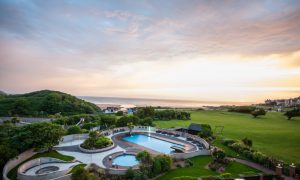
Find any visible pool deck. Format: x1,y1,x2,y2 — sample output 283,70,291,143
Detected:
55,128,205,170
102,151,139,170
112,132,197,155
58,145,125,168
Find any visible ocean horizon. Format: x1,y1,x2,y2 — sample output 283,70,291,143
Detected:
79,96,253,108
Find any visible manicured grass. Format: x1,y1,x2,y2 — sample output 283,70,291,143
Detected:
7,150,74,180
156,156,260,180
155,110,300,164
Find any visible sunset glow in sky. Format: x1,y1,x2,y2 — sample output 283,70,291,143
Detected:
0,0,300,103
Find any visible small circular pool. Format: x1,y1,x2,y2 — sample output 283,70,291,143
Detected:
112,154,139,167
35,166,59,174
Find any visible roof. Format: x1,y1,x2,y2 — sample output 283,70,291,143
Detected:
188,123,202,132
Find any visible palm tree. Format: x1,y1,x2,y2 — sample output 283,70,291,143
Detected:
127,122,134,135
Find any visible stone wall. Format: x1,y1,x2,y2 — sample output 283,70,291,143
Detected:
170,149,211,159
60,134,88,142
2,149,37,180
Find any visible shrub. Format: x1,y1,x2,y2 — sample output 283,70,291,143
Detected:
116,111,123,116
81,131,112,149
152,158,162,175
224,140,293,175
220,173,231,178
125,168,134,179
198,124,213,138
67,125,81,134
151,155,172,176
71,166,89,180
176,164,182,168
185,159,193,167
221,139,236,146
201,176,222,180
94,136,112,148
228,106,255,114
172,176,197,180
82,123,97,130
212,149,226,161
242,137,253,147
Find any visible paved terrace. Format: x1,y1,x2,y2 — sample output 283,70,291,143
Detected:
54,127,206,169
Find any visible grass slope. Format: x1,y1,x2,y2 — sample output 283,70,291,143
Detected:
155,110,300,164
157,156,260,180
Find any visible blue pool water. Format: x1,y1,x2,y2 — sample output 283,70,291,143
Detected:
113,154,139,166
123,134,183,154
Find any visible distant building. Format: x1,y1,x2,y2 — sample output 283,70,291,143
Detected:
104,107,120,114
175,123,203,135
264,97,300,107
126,108,136,114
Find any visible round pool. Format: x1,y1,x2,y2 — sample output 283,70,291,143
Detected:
112,154,139,167
35,166,59,174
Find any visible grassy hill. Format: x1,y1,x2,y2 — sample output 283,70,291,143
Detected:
155,110,300,164
0,90,101,116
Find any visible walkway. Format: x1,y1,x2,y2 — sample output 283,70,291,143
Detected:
57,146,125,168
23,162,80,175
229,158,295,180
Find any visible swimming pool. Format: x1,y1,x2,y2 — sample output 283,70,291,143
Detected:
123,134,183,154
113,154,139,167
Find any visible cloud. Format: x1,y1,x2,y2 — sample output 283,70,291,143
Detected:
0,0,300,101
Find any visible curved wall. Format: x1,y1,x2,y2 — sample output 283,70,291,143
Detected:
17,157,75,180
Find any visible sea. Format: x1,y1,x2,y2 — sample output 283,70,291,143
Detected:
79,96,252,108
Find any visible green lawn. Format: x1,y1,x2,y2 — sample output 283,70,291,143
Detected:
156,156,260,180
7,150,74,180
155,110,300,164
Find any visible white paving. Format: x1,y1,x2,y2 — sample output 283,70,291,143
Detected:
23,162,80,175
58,146,125,168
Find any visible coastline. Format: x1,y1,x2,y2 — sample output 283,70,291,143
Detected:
79,96,253,108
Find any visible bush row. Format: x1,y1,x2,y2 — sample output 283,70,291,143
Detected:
221,139,300,175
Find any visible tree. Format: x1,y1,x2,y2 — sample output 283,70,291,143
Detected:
136,107,155,119
136,151,152,165
49,112,63,120
141,117,153,126
251,109,266,118
11,98,29,116
15,122,65,151
71,166,90,180
242,137,253,147
285,108,300,120
198,124,213,138
67,125,82,135
116,111,123,116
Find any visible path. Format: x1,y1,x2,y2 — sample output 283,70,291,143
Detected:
229,158,295,180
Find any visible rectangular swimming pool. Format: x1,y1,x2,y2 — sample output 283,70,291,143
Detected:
122,134,183,154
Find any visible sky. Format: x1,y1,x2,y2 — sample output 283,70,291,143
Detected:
0,0,300,103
